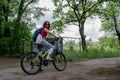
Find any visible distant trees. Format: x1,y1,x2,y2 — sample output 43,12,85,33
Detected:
99,1,120,44
52,0,114,51
0,0,47,54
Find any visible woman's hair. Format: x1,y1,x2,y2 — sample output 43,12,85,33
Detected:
43,21,50,30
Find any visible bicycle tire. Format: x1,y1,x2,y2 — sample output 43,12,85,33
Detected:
53,52,67,71
20,52,42,75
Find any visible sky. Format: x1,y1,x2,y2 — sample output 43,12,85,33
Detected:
34,0,104,42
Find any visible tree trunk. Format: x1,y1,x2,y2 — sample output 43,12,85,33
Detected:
14,0,33,53
13,0,25,53
10,42,13,53
3,0,11,37
79,21,87,51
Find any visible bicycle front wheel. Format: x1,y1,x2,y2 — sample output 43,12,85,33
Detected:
20,52,42,75
53,52,67,71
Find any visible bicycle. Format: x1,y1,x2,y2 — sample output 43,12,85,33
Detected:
20,37,67,75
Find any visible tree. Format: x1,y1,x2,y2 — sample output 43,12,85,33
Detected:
52,0,111,51
0,0,47,54
0,0,11,37
100,1,120,43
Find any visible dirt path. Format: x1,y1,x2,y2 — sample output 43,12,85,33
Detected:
0,57,120,80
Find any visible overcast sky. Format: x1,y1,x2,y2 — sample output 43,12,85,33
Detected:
34,0,104,42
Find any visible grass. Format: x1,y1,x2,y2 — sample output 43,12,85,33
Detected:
1,47,120,62
63,49,120,62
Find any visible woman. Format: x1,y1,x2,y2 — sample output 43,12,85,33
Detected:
38,21,58,60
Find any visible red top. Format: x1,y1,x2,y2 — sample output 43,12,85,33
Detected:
40,27,47,39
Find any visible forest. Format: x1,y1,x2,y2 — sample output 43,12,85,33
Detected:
0,0,120,59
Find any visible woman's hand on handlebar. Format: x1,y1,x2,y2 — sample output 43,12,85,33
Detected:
55,34,61,38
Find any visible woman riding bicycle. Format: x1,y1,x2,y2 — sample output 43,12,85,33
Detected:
36,21,58,60
21,21,66,74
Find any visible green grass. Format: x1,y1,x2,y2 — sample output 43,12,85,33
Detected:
1,47,120,62
63,49,120,62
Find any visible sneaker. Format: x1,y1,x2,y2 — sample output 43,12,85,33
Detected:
46,54,53,61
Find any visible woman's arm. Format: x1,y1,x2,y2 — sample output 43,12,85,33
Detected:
44,28,57,37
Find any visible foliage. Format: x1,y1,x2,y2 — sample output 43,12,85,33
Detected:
52,0,111,51
0,0,47,55
51,20,65,34
64,36,120,61
99,1,120,42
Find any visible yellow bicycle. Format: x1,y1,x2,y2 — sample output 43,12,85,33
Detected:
20,37,67,75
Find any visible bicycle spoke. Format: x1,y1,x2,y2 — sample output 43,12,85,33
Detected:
20,52,42,75
53,53,67,71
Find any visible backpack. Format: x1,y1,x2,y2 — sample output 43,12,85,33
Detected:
32,28,41,42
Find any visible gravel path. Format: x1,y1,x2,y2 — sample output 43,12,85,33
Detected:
0,57,120,80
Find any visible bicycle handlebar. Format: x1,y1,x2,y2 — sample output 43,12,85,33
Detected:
48,37,60,44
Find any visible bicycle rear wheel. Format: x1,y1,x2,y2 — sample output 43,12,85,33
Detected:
53,52,67,71
20,52,42,75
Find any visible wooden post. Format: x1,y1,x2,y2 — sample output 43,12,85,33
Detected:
70,46,74,51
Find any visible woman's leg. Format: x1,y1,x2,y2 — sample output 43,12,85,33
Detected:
41,39,55,59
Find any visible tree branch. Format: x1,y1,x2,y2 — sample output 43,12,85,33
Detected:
65,19,79,26
71,22,79,26
73,0,83,10
74,9,81,22
65,19,78,23
66,0,74,9
22,0,34,12
83,0,109,14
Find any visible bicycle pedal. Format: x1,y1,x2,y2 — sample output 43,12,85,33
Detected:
40,69,44,71
43,60,49,66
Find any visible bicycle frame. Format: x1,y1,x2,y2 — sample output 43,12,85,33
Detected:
32,50,49,63
33,49,62,65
